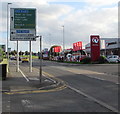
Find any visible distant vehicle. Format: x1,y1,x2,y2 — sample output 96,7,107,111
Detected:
10,56,15,60
106,55,120,63
21,57,29,63
10,56,21,61
42,54,49,60
42,49,49,60
71,54,86,62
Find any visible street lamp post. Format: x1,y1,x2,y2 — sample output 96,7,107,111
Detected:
7,3,12,60
62,25,65,61
62,25,65,50
49,33,51,59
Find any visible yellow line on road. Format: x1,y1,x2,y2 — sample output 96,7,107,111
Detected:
4,84,67,95
34,67,68,86
4,70,67,95
42,71,66,84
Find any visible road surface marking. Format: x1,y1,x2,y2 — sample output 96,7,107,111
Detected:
21,99,33,108
50,66,118,84
3,69,118,112
67,85,118,113
33,67,64,84
32,68,119,113
43,71,65,84
6,106,10,108
43,73,56,83
29,78,39,81
19,69,29,82
4,84,67,95
32,69,119,112
3,70,67,95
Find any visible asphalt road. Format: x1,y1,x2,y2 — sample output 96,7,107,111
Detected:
2,60,119,113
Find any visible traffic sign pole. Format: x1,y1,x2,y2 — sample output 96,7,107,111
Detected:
39,36,42,84
10,8,36,73
16,40,19,72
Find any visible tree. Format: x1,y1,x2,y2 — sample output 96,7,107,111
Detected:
19,51,24,56
25,51,29,55
10,50,17,56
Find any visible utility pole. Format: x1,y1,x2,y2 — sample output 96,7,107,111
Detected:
62,25,65,50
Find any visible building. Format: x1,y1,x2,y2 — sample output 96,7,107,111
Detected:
85,38,120,56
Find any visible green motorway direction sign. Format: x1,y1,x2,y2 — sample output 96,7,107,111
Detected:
14,9,36,29
10,8,36,41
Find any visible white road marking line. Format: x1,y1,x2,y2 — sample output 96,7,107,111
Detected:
67,85,118,113
19,69,29,82
43,74,56,83
6,106,10,108
13,61,56,83
85,75,105,81
29,78,39,81
44,79,51,82
21,100,32,108
50,66,118,84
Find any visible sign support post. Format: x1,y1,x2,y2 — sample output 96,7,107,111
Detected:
10,8,36,72
39,36,42,84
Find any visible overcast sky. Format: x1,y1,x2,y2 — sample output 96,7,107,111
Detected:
0,0,119,52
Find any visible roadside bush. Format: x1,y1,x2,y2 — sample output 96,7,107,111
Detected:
81,57,91,64
0,48,3,62
97,56,108,63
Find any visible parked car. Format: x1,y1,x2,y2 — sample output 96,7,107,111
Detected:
106,55,120,63
21,57,29,63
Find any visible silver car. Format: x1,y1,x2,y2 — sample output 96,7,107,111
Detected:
106,55,120,63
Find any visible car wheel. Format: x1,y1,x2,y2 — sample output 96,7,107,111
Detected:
116,60,119,63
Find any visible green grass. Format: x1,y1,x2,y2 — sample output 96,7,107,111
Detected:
0,59,8,64
20,55,38,59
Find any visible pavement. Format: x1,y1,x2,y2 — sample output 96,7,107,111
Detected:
2,62,66,95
